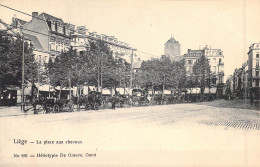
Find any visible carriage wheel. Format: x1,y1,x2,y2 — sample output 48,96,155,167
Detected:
85,103,89,110
68,103,74,112
94,103,99,110
53,104,60,113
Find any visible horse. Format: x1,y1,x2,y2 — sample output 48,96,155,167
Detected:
84,91,102,110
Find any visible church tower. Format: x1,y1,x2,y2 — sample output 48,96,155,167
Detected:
164,36,181,61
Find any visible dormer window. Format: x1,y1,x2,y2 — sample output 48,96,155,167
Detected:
55,22,57,31
63,25,66,34
47,20,52,30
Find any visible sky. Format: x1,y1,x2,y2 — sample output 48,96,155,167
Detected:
1,0,260,79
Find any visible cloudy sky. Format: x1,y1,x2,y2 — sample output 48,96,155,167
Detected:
1,0,260,78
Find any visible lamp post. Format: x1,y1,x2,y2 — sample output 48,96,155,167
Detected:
21,26,25,112
129,49,134,106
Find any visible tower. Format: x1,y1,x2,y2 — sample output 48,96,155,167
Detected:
164,36,181,61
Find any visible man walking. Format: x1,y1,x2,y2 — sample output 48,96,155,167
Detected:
111,95,116,109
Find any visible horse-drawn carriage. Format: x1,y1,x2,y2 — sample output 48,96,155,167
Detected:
29,96,74,114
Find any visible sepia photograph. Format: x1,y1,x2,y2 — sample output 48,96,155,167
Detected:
0,0,260,166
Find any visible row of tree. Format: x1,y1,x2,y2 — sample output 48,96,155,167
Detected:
43,40,131,99
1,29,213,100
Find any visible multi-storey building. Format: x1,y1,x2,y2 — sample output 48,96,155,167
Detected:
241,62,249,98
164,36,181,62
11,16,27,34
183,49,204,76
248,43,260,99
22,12,75,63
184,46,224,85
70,26,90,53
204,46,224,85
225,75,233,93
183,46,225,97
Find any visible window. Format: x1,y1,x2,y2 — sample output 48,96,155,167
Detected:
43,56,47,63
219,58,222,63
57,45,61,52
213,66,216,73
47,20,52,30
256,61,259,67
256,71,259,77
256,54,259,58
55,22,57,31
212,77,216,85
187,60,192,64
39,55,42,63
256,80,259,87
63,26,66,34
50,43,55,51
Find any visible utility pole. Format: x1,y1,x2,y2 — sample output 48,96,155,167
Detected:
162,74,165,100
21,27,25,112
100,51,103,95
129,49,133,106
69,69,71,100
97,51,100,92
37,56,41,99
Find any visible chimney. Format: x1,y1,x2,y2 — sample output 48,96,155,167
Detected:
32,12,38,19
12,17,17,29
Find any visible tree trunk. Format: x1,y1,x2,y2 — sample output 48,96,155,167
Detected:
77,84,80,111
59,84,63,100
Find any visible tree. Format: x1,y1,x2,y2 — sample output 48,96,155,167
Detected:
46,50,73,99
86,41,120,90
134,56,186,94
0,30,38,96
192,55,211,95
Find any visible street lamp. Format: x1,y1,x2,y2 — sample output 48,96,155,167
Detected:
21,26,25,112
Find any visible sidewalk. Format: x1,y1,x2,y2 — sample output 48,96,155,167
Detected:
197,99,260,111
0,106,34,117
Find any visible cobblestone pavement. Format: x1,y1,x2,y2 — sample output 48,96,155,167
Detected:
1,102,260,167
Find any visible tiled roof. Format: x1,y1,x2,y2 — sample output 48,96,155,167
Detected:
165,37,179,44
16,18,27,25
42,13,63,21
23,33,46,52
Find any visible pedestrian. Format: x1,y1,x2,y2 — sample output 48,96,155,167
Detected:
250,94,254,106
111,95,116,109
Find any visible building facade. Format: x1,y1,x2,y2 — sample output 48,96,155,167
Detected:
22,12,74,63
248,43,260,99
184,46,224,85
164,36,181,62
183,49,204,76
183,46,225,97
204,46,224,85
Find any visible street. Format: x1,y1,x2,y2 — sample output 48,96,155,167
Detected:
1,101,260,167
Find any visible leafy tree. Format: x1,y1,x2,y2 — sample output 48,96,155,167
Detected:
86,41,121,90
46,50,73,99
134,56,186,94
192,54,211,95
0,30,38,96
